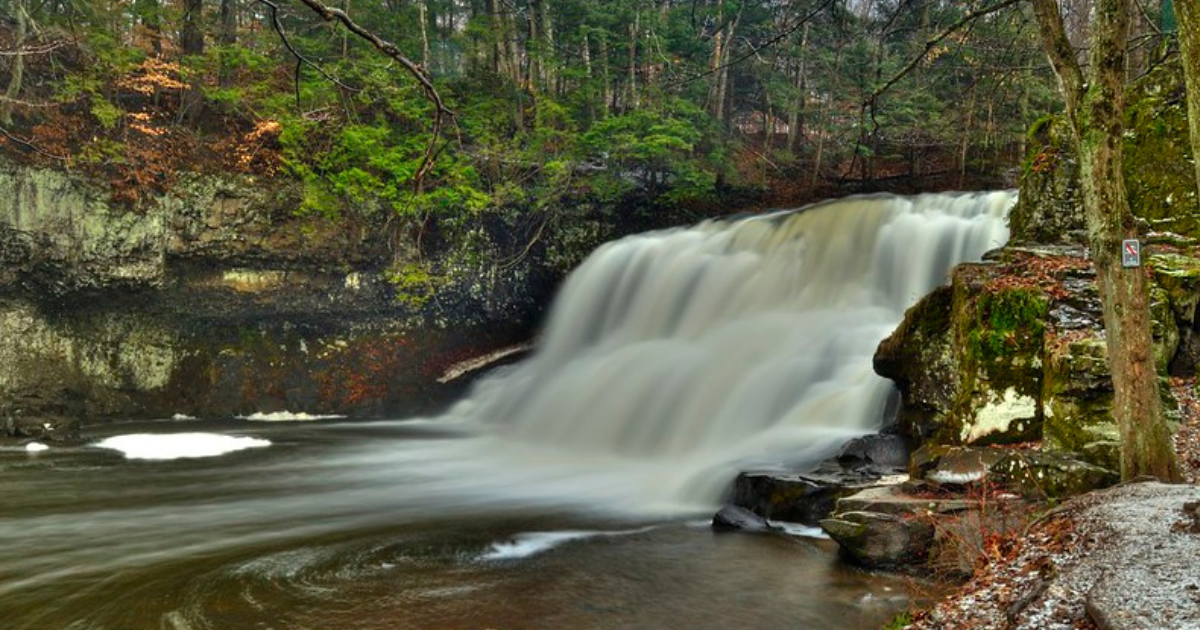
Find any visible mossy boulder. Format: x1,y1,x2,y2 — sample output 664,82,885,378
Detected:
878,245,1200,472
1010,59,1200,244
1009,115,1085,245
876,261,1047,446
990,450,1119,500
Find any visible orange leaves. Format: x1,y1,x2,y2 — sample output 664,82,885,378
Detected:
115,58,188,95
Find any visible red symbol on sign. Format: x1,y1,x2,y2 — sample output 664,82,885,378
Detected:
1125,242,1138,257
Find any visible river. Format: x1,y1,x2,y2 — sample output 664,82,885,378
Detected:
0,191,1013,629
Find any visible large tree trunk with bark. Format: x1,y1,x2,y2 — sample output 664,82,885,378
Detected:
1032,0,1181,481
1175,0,1200,195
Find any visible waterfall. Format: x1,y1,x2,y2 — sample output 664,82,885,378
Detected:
0,192,1014,608
444,191,1012,505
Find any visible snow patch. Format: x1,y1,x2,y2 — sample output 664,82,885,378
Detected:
962,387,1036,443
95,433,271,460
928,469,985,485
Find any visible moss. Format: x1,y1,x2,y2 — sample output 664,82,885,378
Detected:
1123,61,1200,236
967,288,1049,363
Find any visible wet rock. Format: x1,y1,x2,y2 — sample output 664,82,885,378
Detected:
0,160,552,425
833,484,977,517
731,468,902,526
910,445,1007,487
819,510,934,569
711,505,780,533
836,434,910,473
990,450,1118,500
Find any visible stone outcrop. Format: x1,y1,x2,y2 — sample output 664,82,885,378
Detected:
1008,59,1200,245
0,161,553,439
876,244,1200,475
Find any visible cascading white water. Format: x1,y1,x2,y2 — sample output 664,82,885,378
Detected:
0,192,1014,622
448,191,1012,499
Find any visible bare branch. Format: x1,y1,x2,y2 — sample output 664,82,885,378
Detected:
866,0,1023,107
287,0,454,192
0,125,68,161
667,0,836,88
255,0,359,107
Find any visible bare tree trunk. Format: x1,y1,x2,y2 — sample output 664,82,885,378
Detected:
1,0,28,127
628,12,639,110
600,35,612,114
787,23,810,154
1032,0,1181,481
418,0,431,70
713,9,740,124
1174,0,1200,196
958,85,976,188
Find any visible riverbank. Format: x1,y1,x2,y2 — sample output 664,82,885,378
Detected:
895,378,1200,630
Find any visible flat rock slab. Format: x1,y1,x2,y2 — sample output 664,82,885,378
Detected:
834,484,978,516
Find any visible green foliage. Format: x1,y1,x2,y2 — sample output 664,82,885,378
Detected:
386,261,444,309
882,611,913,630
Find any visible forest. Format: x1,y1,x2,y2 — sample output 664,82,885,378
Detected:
0,0,1099,225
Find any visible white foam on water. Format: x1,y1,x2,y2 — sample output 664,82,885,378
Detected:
238,412,344,422
772,522,830,539
95,433,271,460
481,526,656,561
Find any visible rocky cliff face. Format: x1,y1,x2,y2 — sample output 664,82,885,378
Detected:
0,162,550,440
875,243,1200,472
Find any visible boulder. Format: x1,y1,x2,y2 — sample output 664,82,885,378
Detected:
837,434,911,473
711,505,780,533
731,467,905,526
910,445,1008,487
819,511,935,569
990,450,1118,500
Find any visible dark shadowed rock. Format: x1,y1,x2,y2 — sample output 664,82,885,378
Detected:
837,434,911,473
711,505,780,533
731,468,902,526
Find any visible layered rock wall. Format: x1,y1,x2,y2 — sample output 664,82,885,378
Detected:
0,162,546,439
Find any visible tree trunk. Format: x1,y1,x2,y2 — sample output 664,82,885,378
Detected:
1,0,28,127
1174,0,1200,196
418,0,431,70
628,13,639,110
1033,0,1181,481
787,23,809,154
218,0,237,87
181,0,205,56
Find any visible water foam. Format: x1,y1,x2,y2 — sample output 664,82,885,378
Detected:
95,433,271,460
